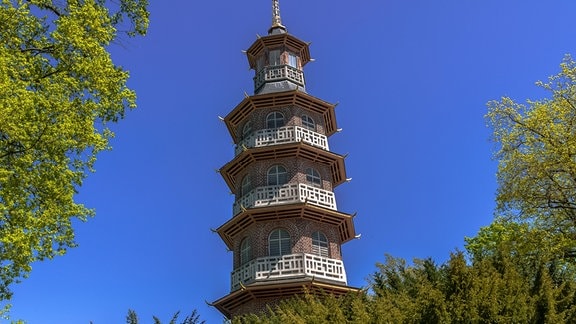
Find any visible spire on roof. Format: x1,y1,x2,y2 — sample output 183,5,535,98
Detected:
269,0,287,34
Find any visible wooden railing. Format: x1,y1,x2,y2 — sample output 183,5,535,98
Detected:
235,126,328,155
233,183,336,215
231,253,347,291
254,64,305,91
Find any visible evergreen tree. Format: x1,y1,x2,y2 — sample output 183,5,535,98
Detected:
127,309,204,324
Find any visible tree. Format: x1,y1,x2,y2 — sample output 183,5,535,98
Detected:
242,248,576,323
232,292,369,324
486,55,576,256
126,310,139,324
0,0,148,304
471,55,576,321
126,309,205,324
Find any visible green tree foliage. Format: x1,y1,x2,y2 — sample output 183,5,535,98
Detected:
486,55,576,255
0,0,148,303
126,309,204,324
126,309,139,324
465,217,576,288
462,54,576,321
231,292,370,324
240,249,576,323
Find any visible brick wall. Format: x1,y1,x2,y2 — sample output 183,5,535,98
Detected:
235,157,333,196
232,218,342,269
230,297,282,319
236,105,326,138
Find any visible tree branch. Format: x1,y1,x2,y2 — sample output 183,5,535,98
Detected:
26,1,62,17
35,68,63,81
0,123,50,160
20,45,55,56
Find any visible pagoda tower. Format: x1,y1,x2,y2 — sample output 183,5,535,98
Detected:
213,0,358,318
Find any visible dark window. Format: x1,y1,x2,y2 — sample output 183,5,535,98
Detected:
266,111,285,129
267,165,288,186
288,53,298,68
269,50,281,66
242,121,252,139
241,175,251,196
269,229,291,256
312,231,329,257
305,168,321,187
240,238,252,265
302,115,315,130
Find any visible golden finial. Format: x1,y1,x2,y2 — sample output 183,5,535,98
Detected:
269,0,286,34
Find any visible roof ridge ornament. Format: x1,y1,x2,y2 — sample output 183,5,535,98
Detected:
269,0,287,34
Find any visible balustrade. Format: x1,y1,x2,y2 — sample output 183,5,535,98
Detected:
233,183,336,215
231,253,347,291
235,126,328,155
254,65,305,91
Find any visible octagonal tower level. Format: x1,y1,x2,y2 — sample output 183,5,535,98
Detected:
213,1,358,319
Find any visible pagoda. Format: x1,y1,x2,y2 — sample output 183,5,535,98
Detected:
213,0,358,318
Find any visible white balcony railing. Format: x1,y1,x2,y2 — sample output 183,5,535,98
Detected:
254,65,305,91
235,126,329,155
231,253,347,291
233,183,336,215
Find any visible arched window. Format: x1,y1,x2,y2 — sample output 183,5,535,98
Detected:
305,168,321,187
269,49,281,66
312,231,329,257
267,165,288,186
269,229,291,256
242,121,252,139
241,175,251,196
266,111,285,129
287,52,298,68
240,238,252,265
302,115,315,130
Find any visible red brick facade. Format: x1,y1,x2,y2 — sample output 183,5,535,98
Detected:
235,106,326,137
235,157,334,196
232,218,342,269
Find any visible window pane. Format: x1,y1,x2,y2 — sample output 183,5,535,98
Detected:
279,229,290,240
270,229,279,240
270,244,279,256
302,115,315,130
312,231,328,257
266,112,285,129
241,175,251,196
268,165,287,186
288,53,298,68
306,168,321,187
242,121,252,138
269,229,291,256
267,173,275,185
278,171,288,185
269,50,281,66
280,239,290,255
240,238,251,265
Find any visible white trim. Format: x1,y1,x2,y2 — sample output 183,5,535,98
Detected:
230,253,347,291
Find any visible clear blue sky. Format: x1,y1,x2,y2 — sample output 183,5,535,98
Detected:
9,0,576,323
